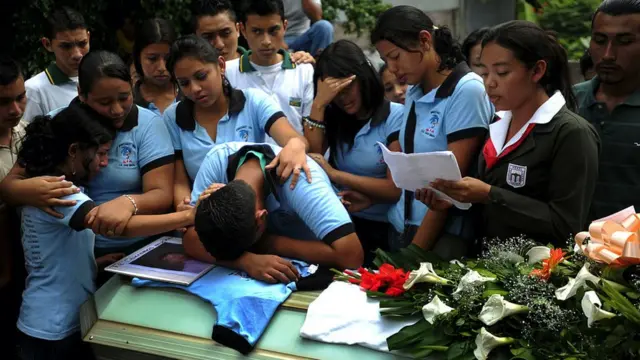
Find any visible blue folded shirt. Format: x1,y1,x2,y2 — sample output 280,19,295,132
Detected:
131,260,312,354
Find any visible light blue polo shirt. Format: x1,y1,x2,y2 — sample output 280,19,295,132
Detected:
48,102,175,249
389,63,492,235
191,142,355,244
332,101,404,222
88,105,175,249
18,191,96,341
133,81,181,116
163,88,286,181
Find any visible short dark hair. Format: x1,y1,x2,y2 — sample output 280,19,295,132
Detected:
314,40,385,161
78,51,131,96
579,50,594,77
191,0,237,32
239,0,285,23
0,57,23,86
596,0,640,16
462,27,489,63
133,18,177,79
194,180,258,261
482,21,578,112
371,6,465,72
46,7,87,40
18,106,113,178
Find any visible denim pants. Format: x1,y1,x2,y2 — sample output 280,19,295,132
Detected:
15,331,95,360
285,20,334,56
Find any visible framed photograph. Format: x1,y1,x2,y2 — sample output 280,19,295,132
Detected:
105,237,215,286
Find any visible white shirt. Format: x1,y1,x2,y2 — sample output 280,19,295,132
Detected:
226,50,315,139
24,64,78,123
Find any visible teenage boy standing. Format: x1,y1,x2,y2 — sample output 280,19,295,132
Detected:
23,7,89,122
226,0,315,138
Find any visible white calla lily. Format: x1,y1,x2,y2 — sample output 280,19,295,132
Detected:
403,262,450,290
478,294,529,326
526,246,551,265
453,270,496,295
473,327,515,360
581,291,616,327
449,259,466,268
555,264,600,301
421,295,454,324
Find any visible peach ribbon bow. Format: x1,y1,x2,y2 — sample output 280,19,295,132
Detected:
575,212,640,267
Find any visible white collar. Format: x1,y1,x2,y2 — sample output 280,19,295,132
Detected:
489,91,565,155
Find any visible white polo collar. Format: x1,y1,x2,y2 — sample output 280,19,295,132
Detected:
489,91,565,155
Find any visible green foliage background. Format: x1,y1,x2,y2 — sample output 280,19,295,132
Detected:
10,0,389,77
536,0,602,60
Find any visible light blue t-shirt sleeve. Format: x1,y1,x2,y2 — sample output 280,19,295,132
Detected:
444,78,491,137
136,110,175,172
162,103,182,151
52,192,93,229
385,102,405,144
190,149,226,205
247,89,286,136
281,170,354,244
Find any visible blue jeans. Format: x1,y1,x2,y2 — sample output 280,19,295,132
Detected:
285,20,334,56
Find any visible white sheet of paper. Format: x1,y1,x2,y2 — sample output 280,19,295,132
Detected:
377,142,472,210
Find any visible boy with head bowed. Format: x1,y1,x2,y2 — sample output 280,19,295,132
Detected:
183,142,364,283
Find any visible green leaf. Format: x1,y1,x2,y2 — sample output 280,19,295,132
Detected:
455,318,466,326
386,319,431,350
510,347,536,360
446,341,473,360
601,281,640,324
483,289,510,298
473,268,498,279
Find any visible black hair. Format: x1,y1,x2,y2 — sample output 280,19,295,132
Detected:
194,180,257,261
45,7,87,40
314,40,385,161
378,63,389,78
579,50,594,77
167,35,232,96
370,5,465,72
595,0,640,18
18,106,113,178
133,18,176,79
0,56,22,86
481,21,578,112
462,27,490,63
78,51,131,96
191,0,237,32
238,0,285,23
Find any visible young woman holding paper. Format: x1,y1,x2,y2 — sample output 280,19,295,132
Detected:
418,21,599,245
303,40,403,265
371,6,492,257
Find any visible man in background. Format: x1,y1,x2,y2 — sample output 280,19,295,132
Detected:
574,0,640,220
283,0,333,56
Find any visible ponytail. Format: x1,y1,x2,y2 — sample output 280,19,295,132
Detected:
371,6,464,72
545,31,578,112
482,21,577,112
432,26,465,72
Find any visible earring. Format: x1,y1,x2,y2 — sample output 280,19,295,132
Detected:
71,163,76,176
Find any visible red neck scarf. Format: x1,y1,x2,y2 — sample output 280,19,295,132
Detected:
483,123,536,170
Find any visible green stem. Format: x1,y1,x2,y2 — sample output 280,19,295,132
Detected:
416,345,449,351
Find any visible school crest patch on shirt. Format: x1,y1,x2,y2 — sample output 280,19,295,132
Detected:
236,126,251,141
506,163,527,188
420,111,441,139
118,142,137,168
289,97,302,107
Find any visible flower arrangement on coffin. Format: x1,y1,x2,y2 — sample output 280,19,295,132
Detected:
333,234,640,360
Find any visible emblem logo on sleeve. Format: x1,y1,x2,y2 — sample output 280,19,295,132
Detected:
506,163,527,188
